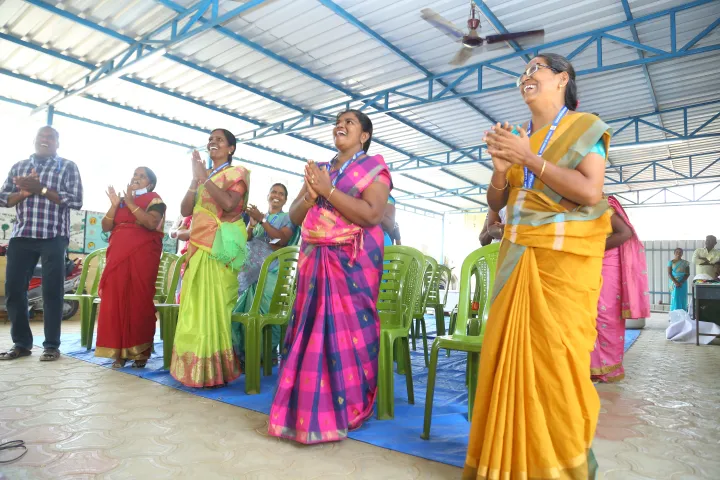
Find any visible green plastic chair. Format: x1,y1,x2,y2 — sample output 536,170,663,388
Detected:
421,243,499,440
157,252,186,369
154,252,179,303
409,256,437,367
426,264,452,336
231,246,300,394
377,245,425,420
447,266,484,356
64,248,107,349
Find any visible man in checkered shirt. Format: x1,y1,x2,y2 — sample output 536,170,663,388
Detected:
0,126,83,362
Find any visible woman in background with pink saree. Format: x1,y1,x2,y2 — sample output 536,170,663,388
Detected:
590,195,650,383
268,110,391,444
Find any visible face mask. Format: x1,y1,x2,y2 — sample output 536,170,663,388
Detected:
134,187,148,196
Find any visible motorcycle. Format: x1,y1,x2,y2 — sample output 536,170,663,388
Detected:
0,249,83,321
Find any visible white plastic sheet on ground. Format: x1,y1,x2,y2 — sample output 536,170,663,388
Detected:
666,309,720,345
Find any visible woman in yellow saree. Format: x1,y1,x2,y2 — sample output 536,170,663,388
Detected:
463,54,612,479
170,128,249,388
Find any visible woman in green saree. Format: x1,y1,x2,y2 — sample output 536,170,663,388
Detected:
232,183,297,366
170,128,250,388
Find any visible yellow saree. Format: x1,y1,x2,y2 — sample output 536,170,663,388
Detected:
463,113,612,480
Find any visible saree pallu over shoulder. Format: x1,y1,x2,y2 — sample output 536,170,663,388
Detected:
189,165,250,257
463,113,611,480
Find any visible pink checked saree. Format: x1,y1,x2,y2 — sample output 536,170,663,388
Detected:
590,196,650,382
268,154,391,444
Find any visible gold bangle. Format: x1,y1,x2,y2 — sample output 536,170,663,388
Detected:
489,177,509,190
131,207,140,214
303,193,315,205
328,186,336,201
188,188,197,193
104,215,114,220
539,159,547,179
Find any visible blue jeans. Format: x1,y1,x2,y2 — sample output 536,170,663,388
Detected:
5,236,68,350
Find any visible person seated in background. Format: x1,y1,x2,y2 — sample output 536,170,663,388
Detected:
169,216,191,303
692,235,720,280
95,167,166,368
478,207,506,246
232,183,296,367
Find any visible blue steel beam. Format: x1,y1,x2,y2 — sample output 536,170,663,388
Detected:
394,151,720,201
0,32,492,197
0,66,316,164
24,0,471,170
0,95,304,179
32,0,269,112
385,99,720,173
620,0,661,112
0,74,454,215
444,181,720,213
316,0,498,125
232,0,720,142
152,0,485,164
613,181,720,207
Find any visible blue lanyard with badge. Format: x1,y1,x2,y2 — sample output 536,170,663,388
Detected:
523,106,567,189
208,161,230,180
330,150,365,187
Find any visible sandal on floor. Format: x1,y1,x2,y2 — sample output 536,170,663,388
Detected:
39,348,60,362
111,359,127,369
0,347,32,361
131,360,147,368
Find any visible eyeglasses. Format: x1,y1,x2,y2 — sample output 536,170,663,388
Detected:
516,63,559,87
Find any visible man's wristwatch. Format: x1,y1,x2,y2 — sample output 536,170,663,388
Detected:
260,216,267,225
40,187,48,196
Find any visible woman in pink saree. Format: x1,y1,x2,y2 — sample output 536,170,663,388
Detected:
590,195,650,382
268,110,391,444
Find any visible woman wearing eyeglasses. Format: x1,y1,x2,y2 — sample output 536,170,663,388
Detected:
463,54,612,479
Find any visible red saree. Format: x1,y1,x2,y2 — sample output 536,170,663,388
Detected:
95,192,165,361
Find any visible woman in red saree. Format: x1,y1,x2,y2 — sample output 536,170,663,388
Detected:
95,167,166,368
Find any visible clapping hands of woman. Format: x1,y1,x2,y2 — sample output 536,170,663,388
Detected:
484,122,534,172
305,161,332,198
106,186,121,207
192,150,208,183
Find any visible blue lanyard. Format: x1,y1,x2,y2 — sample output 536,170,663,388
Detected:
331,150,364,187
523,106,568,189
208,162,230,179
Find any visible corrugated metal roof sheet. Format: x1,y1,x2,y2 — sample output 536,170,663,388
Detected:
0,0,717,214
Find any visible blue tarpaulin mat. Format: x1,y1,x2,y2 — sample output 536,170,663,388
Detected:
60,315,642,468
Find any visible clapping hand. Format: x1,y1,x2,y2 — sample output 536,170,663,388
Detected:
192,150,208,183
14,169,42,195
246,204,264,223
304,161,332,198
121,184,136,209
106,186,121,207
484,122,533,172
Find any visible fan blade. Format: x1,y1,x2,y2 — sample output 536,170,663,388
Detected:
421,8,464,42
485,30,545,44
450,47,475,66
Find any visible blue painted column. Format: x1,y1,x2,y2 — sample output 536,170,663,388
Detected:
46,105,54,125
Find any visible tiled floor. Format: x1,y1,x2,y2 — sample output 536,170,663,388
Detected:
1,313,719,479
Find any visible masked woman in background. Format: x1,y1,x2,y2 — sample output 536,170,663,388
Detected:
96,167,165,368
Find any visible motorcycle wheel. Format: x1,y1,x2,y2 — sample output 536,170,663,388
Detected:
62,300,79,320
